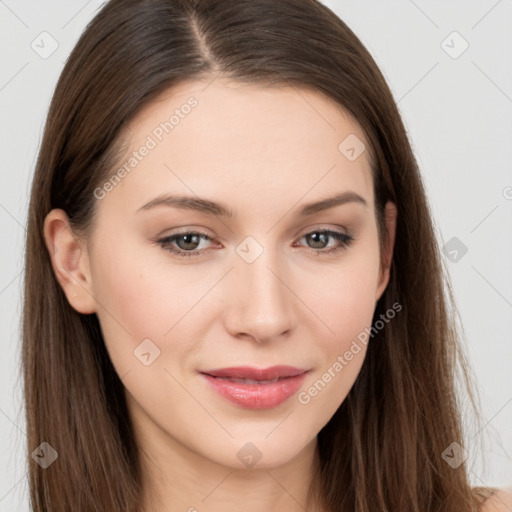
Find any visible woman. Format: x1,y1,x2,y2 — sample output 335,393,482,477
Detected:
22,0,511,510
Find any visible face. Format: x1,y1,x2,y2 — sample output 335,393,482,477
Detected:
45,78,396,473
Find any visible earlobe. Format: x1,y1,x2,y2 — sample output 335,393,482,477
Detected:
376,201,398,302
43,209,97,314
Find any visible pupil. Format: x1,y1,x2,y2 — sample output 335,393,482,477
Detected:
179,234,199,250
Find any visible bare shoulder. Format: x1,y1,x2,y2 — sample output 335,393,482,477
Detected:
481,488,512,512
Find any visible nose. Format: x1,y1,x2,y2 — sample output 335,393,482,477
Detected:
223,246,297,344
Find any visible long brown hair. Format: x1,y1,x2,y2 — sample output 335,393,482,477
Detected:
22,0,495,510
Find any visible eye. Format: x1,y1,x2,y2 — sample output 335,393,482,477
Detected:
157,231,214,258
295,229,354,255
156,228,354,259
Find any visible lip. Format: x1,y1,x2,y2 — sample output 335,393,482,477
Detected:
201,365,308,380
199,366,310,409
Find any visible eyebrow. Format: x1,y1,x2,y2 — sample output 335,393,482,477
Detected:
136,191,368,217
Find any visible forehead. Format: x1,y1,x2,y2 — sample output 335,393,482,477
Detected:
100,77,374,219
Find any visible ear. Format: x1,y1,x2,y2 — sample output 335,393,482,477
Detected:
43,208,97,314
375,201,397,302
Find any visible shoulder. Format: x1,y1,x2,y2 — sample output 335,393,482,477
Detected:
480,488,512,512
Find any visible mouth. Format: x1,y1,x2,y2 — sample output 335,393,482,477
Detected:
211,376,283,385
200,365,308,380
199,366,310,409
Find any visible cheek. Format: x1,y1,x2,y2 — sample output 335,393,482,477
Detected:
89,232,219,378
306,249,381,342
88,233,174,372
299,248,380,403
296,278,375,426
315,273,375,374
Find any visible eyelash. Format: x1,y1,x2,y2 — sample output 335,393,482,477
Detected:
156,229,354,259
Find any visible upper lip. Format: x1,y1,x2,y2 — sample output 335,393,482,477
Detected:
200,365,309,380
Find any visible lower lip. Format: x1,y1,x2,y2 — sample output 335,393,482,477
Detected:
200,372,308,409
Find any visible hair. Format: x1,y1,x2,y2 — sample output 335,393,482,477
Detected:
22,0,497,510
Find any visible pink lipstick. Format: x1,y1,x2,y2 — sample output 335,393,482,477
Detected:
199,365,309,409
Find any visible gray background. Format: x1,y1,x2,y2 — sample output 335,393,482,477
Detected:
1,0,511,509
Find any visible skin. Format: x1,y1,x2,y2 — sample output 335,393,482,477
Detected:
44,78,398,512
482,490,512,512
